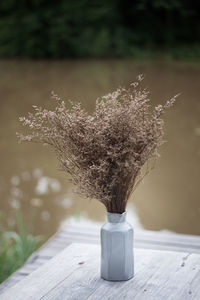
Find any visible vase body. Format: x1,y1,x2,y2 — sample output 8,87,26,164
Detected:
100,211,134,281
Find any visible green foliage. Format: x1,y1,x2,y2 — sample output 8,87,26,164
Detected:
0,0,199,58
0,212,43,283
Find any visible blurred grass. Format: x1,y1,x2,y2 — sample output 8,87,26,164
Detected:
0,211,44,283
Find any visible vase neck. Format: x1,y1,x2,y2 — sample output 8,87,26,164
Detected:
107,212,126,223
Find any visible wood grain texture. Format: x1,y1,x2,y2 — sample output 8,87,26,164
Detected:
1,243,200,300
59,225,200,253
1,225,200,295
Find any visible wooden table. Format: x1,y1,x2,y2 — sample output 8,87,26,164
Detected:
1,243,200,299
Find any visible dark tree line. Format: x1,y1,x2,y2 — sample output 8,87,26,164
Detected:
0,0,200,58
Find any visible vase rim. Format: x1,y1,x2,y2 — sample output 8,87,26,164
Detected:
107,211,127,223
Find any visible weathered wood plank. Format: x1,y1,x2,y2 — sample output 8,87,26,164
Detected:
0,243,97,300
1,243,200,300
60,225,200,251
58,224,200,254
1,226,200,295
58,230,200,253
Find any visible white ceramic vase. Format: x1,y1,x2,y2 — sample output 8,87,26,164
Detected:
100,211,134,281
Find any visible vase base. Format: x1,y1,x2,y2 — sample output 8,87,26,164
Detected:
101,274,134,282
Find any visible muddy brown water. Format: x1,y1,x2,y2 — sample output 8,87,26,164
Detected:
0,59,200,237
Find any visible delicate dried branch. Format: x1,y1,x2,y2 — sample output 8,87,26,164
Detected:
17,77,177,213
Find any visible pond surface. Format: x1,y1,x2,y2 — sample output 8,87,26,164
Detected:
0,59,200,237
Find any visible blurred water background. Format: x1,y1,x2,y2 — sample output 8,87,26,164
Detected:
0,59,200,237
0,1,200,238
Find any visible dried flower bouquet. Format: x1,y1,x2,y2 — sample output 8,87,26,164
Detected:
17,76,177,213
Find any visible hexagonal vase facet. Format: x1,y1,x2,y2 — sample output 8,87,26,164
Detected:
100,212,134,281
